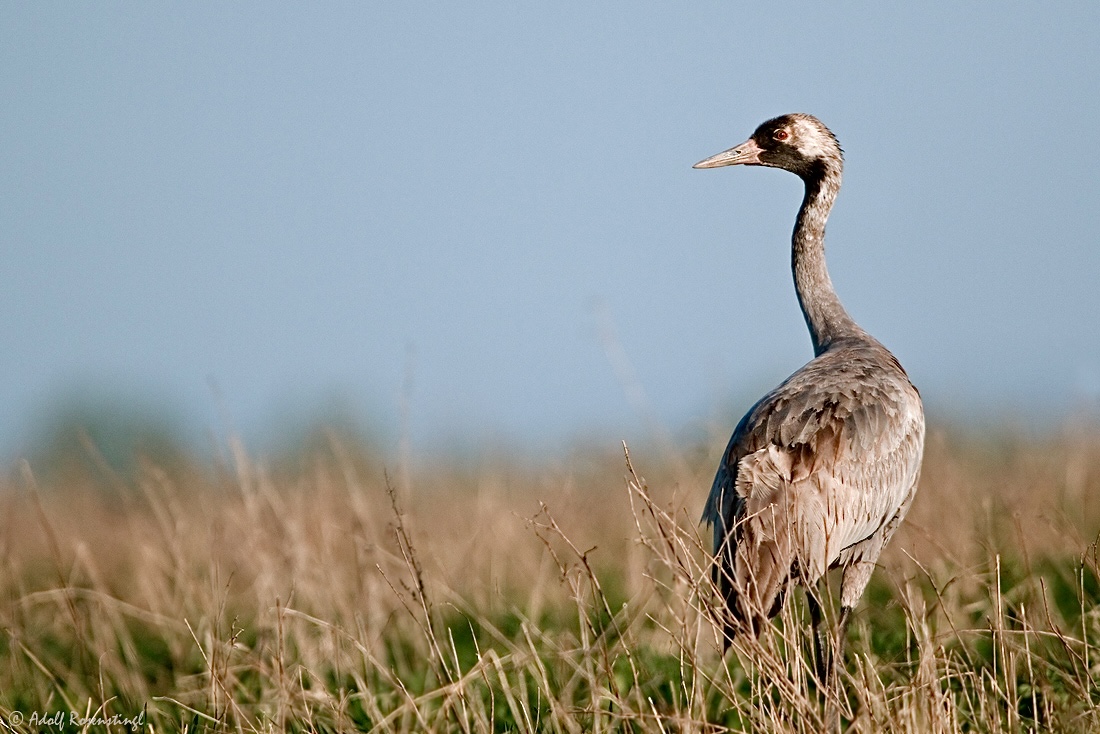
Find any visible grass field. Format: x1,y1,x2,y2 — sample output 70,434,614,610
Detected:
2,421,1099,732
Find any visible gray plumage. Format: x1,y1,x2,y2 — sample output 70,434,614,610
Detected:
694,114,924,663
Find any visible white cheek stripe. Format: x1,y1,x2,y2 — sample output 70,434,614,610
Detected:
792,119,832,159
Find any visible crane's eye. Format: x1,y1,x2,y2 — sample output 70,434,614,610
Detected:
773,129,790,141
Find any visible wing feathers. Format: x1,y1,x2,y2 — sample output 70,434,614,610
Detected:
705,339,924,635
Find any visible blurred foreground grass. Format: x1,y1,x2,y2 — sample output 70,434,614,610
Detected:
1,422,1099,732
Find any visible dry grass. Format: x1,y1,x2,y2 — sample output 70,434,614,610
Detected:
1,422,1099,732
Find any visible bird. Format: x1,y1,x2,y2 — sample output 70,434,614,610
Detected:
693,114,925,681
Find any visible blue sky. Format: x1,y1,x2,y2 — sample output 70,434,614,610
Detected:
2,3,1099,459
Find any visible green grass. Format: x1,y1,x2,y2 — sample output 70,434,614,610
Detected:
1,425,1099,732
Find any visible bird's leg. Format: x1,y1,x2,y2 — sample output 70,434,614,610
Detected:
808,591,852,686
833,605,852,679
806,590,830,685
807,589,853,732
821,605,852,734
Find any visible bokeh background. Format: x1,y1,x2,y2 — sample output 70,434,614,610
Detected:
3,3,1099,466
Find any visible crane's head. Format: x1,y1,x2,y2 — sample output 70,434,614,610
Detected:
693,113,843,180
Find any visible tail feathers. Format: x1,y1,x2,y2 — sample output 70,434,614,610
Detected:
713,538,791,648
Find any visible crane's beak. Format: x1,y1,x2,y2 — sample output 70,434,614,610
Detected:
693,138,763,169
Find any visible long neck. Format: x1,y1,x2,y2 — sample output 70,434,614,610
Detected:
793,164,862,355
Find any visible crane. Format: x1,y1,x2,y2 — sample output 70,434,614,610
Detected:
695,113,925,681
